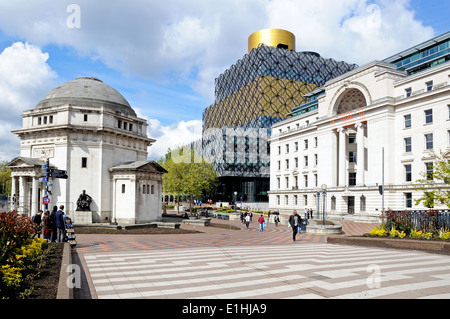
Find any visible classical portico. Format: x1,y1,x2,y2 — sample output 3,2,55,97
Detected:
7,77,165,224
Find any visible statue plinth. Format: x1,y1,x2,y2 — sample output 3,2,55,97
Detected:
72,211,93,224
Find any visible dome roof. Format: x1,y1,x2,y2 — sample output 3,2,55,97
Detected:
36,77,136,116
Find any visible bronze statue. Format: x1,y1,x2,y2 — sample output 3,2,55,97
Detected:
76,190,92,211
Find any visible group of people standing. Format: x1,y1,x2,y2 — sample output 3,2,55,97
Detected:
31,205,67,242
239,210,304,241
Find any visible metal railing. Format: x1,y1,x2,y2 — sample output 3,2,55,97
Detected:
383,209,450,233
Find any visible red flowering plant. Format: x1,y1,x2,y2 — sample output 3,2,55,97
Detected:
0,211,39,265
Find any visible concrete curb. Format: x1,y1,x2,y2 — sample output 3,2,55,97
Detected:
56,242,73,299
327,236,450,255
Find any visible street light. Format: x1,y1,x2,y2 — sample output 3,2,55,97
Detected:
234,191,238,213
315,187,321,221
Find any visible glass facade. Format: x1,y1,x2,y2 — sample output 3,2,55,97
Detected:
383,31,450,74
197,44,357,202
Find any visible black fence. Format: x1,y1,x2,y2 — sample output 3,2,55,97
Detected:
383,209,450,233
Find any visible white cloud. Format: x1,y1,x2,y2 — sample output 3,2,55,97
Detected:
266,0,435,64
146,119,203,160
0,42,58,161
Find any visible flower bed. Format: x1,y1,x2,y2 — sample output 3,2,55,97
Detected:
0,210,62,299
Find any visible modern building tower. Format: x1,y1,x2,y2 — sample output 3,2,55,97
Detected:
198,29,358,202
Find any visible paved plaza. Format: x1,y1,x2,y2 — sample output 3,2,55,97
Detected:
73,218,450,299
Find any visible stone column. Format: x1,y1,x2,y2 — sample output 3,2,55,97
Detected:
31,177,39,216
338,128,347,187
356,122,365,186
10,176,17,210
19,176,26,215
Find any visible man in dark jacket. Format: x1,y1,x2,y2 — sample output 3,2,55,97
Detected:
289,210,302,241
55,205,66,242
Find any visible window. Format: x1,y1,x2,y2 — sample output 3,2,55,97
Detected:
314,137,318,148
285,159,289,170
304,195,308,206
425,162,433,180
404,137,412,153
123,122,128,130
278,146,281,155
294,195,298,206
38,117,42,125
349,133,356,143
405,193,412,208
314,174,318,187
151,185,154,194
81,157,87,168
425,109,433,124
349,151,357,163
405,164,412,182
43,116,47,125
349,172,356,186
122,184,126,193
295,142,298,151
295,157,298,168
143,185,146,194
314,154,318,166
404,114,411,128
276,196,280,205
304,175,308,187
304,156,308,167
84,114,88,122
331,196,336,210
49,115,53,124
277,178,280,189
285,177,289,189
285,195,289,205
426,81,433,92
285,144,289,153
425,133,433,150
360,195,366,212
304,139,308,149
294,176,298,188
277,161,280,170
118,120,122,129
405,87,412,97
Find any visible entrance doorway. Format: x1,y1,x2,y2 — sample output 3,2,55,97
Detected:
347,196,355,214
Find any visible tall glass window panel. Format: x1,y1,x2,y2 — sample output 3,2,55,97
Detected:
425,133,433,150
404,114,411,128
405,164,412,182
404,137,412,153
425,109,433,124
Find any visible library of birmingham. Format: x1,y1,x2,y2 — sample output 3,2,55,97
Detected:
192,28,450,221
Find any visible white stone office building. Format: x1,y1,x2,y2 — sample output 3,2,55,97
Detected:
7,77,166,224
268,35,450,221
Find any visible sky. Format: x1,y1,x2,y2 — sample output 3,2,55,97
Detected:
0,0,448,161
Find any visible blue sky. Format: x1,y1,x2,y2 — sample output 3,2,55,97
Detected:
0,0,448,161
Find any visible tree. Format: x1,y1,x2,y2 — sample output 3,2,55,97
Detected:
0,161,11,197
414,151,450,208
160,147,219,213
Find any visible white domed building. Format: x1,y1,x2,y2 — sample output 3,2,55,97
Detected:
7,77,166,225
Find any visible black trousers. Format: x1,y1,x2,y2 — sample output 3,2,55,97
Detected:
292,226,298,241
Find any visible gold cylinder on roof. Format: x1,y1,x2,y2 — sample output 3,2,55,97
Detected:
248,29,296,53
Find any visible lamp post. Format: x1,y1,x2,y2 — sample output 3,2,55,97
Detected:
321,184,327,225
315,187,321,221
234,191,237,213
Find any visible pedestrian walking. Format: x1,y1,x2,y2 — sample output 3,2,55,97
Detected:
267,210,271,223
289,210,302,241
258,214,265,232
55,205,66,242
42,210,52,242
274,214,280,227
50,206,58,242
245,214,251,230
32,210,43,238
240,212,244,224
